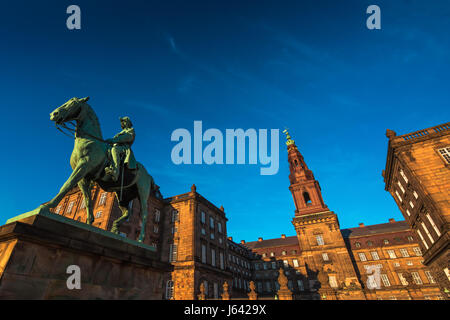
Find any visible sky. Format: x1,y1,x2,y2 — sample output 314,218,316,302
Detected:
0,0,449,242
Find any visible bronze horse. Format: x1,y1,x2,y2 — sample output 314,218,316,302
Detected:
38,97,156,242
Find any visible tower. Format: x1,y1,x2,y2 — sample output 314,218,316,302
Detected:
283,130,365,299
285,130,329,216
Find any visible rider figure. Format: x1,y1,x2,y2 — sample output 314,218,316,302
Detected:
105,116,137,181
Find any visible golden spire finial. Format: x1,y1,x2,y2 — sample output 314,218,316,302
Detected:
282,128,295,146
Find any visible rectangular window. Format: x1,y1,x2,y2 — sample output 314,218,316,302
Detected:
80,200,86,209
371,251,380,260
153,225,159,234
329,275,338,288
437,147,450,164
257,282,262,293
95,211,102,218
66,201,74,213
169,244,177,262
409,201,414,209
395,191,403,202
165,280,174,299
201,244,207,264
171,210,179,223
201,227,206,235
218,222,222,233
265,282,272,292
381,274,391,287
293,259,299,267
211,248,216,267
413,191,419,199
316,234,324,246
421,222,435,244
297,280,304,291
210,217,214,229
413,247,422,256
203,280,208,296
387,250,397,259
358,253,367,262
426,214,441,237
399,169,408,183
424,271,435,284
271,261,277,269
416,229,429,250
220,252,224,270
201,211,206,224
210,233,215,240
406,209,411,216
397,181,405,193
399,249,409,257
283,260,289,267
411,272,423,285
213,283,219,299
322,253,329,261
98,192,107,205
154,209,160,222
55,205,62,214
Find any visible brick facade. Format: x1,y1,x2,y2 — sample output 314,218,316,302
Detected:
383,122,449,298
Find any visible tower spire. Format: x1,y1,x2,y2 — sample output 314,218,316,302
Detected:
285,130,329,216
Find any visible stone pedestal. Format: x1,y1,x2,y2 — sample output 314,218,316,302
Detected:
0,211,172,299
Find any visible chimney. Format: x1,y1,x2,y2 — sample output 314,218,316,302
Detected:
220,205,224,212
359,223,365,228
258,237,263,242
389,218,395,223
281,234,286,239
240,240,245,244
228,236,233,241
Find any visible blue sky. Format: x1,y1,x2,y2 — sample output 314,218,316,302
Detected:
0,0,449,242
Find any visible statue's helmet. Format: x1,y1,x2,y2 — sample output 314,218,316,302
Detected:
120,116,133,127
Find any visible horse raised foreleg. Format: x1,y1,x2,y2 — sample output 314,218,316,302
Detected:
137,197,148,242
137,174,152,243
42,161,91,210
111,203,129,234
78,178,94,225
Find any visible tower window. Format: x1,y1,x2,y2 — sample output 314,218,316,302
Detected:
303,192,312,205
294,159,299,166
316,234,324,246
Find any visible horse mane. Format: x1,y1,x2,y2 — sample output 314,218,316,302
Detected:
81,102,103,139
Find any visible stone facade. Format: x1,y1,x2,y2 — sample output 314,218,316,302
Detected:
383,122,450,298
0,212,171,299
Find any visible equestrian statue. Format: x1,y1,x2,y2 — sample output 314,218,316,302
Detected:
35,96,159,242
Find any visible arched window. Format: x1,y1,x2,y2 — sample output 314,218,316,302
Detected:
303,192,312,205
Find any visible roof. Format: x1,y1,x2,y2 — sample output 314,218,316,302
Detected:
341,221,410,238
244,236,299,250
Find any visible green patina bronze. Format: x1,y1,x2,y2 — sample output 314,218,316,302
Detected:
24,97,158,242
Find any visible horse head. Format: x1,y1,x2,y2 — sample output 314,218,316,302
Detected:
50,97,90,124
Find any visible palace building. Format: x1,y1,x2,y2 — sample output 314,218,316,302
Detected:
49,127,447,300
383,122,450,297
